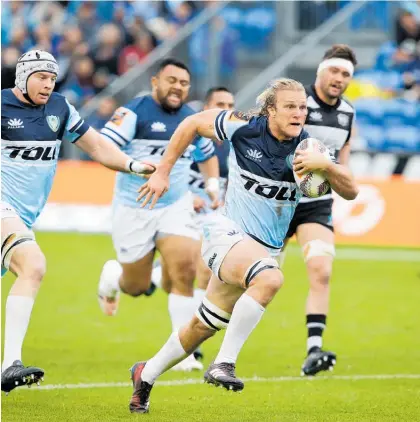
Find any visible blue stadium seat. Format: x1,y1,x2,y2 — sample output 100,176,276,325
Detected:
349,1,396,31
354,98,419,153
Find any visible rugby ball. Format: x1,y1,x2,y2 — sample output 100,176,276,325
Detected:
293,138,332,198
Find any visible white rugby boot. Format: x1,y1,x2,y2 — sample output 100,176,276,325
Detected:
98,260,122,316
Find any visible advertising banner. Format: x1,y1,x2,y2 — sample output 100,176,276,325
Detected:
35,161,420,248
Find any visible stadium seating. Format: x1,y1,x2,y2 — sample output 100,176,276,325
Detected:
354,98,419,153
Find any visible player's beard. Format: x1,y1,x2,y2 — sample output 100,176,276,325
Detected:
156,88,183,112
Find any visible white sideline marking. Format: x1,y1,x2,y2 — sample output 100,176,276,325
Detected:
32,374,420,391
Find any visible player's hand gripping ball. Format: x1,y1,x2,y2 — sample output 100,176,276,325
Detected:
293,138,332,198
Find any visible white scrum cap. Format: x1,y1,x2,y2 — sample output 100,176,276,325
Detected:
15,50,59,94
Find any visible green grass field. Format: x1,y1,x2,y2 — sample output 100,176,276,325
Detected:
2,233,420,421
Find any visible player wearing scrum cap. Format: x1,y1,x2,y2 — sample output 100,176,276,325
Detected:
1,50,154,393
281,45,358,376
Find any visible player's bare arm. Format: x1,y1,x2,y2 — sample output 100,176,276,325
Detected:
293,149,358,200
338,126,356,166
137,108,225,208
75,127,155,175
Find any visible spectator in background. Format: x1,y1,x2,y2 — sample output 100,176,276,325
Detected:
90,23,123,77
86,96,117,131
28,1,67,35
394,7,420,65
1,47,20,90
1,1,31,46
60,56,95,108
111,2,134,46
92,68,114,95
394,4,420,100
8,27,33,53
31,22,60,56
67,2,100,47
118,31,155,75
54,26,88,91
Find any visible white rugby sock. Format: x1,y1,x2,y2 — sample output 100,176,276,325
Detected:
194,288,206,304
2,295,35,371
214,294,265,364
141,332,187,384
151,262,162,289
168,293,197,332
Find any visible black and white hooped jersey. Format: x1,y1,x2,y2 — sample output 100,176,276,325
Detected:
1,89,89,227
101,95,215,209
302,84,355,203
214,110,309,250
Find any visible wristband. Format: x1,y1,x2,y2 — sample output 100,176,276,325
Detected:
206,177,220,193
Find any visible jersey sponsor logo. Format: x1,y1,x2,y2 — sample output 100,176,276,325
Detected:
245,148,263,162
309,111,322,122
151,122,167,132
46,115,60,132
148,144,191,159
241,174,297,201
4,145,58,161
337,113,349,127
7,118,24,129
110,108,128,126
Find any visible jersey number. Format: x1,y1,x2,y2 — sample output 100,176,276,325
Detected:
241,175,297,201
5,146,58,161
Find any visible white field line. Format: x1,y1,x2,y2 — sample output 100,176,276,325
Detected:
32,374,420,391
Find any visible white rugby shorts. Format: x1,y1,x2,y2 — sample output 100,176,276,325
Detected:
112,192,200,263
1,201,19,220
201,213,282,280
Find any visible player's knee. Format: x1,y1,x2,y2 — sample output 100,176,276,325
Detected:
257,270,284,298
119,277,149,297
120,284,147,297
244,257,282,291
307,260,331,288
20,253,47,284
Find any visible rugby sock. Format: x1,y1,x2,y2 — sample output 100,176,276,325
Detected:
214,294,265,364
142,332,187,384
151,260,162,289
168,293,197,332
194,288,206,304
306,314,326,354
2,295,34,371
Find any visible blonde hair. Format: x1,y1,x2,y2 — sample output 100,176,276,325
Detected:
252,78,305,117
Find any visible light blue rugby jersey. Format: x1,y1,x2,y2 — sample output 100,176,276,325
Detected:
189,137,228,212
101,95,215,209
1,89,90,228
214,110,308,250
